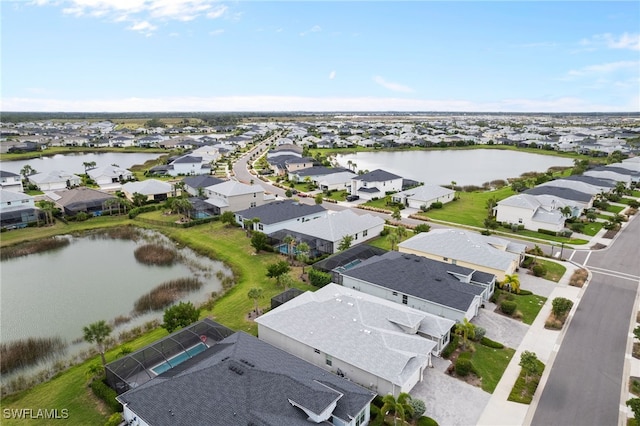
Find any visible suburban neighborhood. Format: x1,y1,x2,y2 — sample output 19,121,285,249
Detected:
1,113,639,426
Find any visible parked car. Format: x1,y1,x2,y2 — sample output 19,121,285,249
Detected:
346,195,360,201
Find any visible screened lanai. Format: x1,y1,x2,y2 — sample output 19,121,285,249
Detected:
105,318,234,394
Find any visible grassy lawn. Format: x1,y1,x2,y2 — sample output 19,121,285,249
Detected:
597,213,613,220
366,228,414,251
418,187,515,228
507,360,545,404
515,293,548,325
1,218,315,423
532,259,567,282
606,204,625,214
582,221,604,236
632,190,640,198
324,190,349,202
501,228,588,245
471,344,516,393
363,195,395,210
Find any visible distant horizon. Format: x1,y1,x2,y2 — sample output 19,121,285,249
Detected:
2,1,638,114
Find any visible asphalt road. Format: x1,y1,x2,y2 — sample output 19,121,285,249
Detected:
531,214,640,426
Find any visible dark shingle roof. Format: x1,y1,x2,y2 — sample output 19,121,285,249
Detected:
117,332,374,426
562,175,616,187
340,251,486,312
294,166,350,178
312,244,387,272
182,175,225,189
235,200,325,225
353,169,402,182
0,170,20,178
524,186,593,203
173,155,202,164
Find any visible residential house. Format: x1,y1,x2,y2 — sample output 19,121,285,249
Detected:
540,176,615,196
112,320,375,426
584,166,639,185
285,157,316,174
204,180,266,214
167,155,211,177
337,251,491,322
351,169,403,200
181,175,225,197
256,283,437,397
397,228,525,282
523,186,593,215
288,166,351,185
122,180,173,203
27,170,81,191
235,199,327,235
87,165,134,192
0,170,24,192
269,209,385,257
50,187,117,216
0,189,39,229
494,193,566,233
391,185,455,209
315,170,358,192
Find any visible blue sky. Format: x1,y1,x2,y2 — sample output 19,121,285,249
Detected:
2,0,639,112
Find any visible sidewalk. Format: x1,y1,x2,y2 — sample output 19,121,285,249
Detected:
477,262,585,426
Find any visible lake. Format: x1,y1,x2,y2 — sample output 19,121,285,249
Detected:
0,229,229,344
335,149,575,186
0,152,163,176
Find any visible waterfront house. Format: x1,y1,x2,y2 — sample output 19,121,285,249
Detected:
351,169,403,200
235,199,327,235
256,283,437,397
0,170,24,192
494,193,566,234
391,185,455,209
27,170,81,191
116,329,375,426
0,189,39,229
87,165,134,192
204,180,266,214
122,180,173,203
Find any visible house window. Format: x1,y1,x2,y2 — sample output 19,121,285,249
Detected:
314,348,320,354
250,202,257,208
452,259,457,265
402,295,408,305
326,355,332,366
443,257,448,261
518,218,523,223
392,291,398,296
354,233,358,240
363,229,368,237
253,193,257,198
355,411,366,426
258,224,263,230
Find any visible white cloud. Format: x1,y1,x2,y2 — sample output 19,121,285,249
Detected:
329,71,336,80
128,20,157,35
4,95,634,113
209,29,224,36
567,60,639,77
580,32,640,51
372,76,413,93
44,0,228,34
300,25,321,36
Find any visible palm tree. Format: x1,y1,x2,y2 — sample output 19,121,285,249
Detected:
83,320,112,367
380,392,414,426
388,232,400,251
247,287,264,314
559,206,572,218
36,200,56,225
82,161,97,173
102,198,121,216
132,192,147,207
502,273,521,294
20,164,37,179
296,242,311,273
283,235,296,263
455,318,476,350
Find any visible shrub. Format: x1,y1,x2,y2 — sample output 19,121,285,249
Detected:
133,244,177,266
455,357,474,376
429,201,443,209
409,398,426,419
308,268,332,288
414,223,431,234
552,297,574,318
517,289,533,296
90,378,122,412
441,335,459,359
571,222,585,233
532,264,547,277
417,417,439,426
379,227,390,236
480,337,504,349
521,256,534,268
537,228,557,236
105,413,122,426
473,326,486,342
569,268,588,287
501,300,517,315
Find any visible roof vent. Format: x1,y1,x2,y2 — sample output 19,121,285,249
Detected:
363,329,371,334
347,302,354,306
435,278,442,282
336,298,342,302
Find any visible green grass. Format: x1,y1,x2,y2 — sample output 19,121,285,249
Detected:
366,228,414,251
363,196,395,210
515,293,548,325
597,213,612,220
507,359,545,404
532,259,567,282
606,204,625,214
631,190,640,197
582,221,604,236
1,218,315,423
503,228,588,245
470,344,516,393
324,190,349,201
418,187,514,228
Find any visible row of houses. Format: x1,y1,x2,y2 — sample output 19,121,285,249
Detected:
494,157,640,233
110,222,524,423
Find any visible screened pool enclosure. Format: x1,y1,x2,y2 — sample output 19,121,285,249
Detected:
105,319,234,394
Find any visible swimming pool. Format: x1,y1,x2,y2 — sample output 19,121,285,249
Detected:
151,342,208,375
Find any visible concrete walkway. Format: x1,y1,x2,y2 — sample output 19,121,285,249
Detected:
477,261,585,426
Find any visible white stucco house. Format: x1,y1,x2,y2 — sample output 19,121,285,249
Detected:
27,170,81,191
0,170,24,192
256,283,438,397
494,193,566,233
235,200,327,235
391,185,455,209
351,169,403,200
204,180,266,214
122,179,173,203
87,165,134,192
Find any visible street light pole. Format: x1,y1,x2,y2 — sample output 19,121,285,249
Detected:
560,242,564,260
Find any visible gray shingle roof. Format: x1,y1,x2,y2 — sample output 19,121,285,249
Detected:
341,251,487,312
117,332,374,426
235,200,326,225
525,186,593,203
353,169,402,182
182,175,225,189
